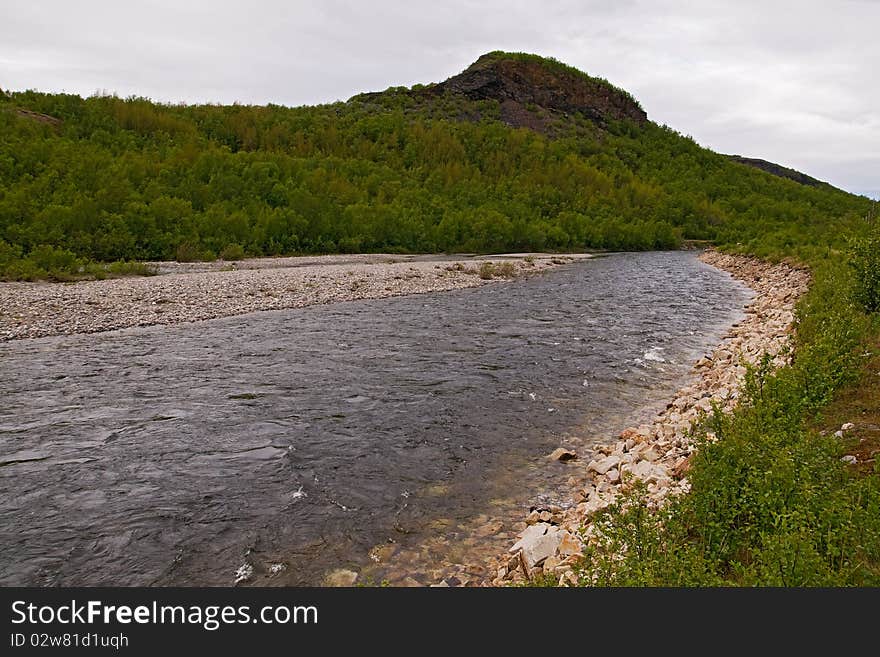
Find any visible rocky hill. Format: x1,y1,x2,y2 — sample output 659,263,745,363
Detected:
423,51,647,132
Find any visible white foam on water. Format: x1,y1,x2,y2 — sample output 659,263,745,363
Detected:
233,563,253,584
643,346,666,363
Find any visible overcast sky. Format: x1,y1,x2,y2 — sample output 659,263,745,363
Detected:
2,1,877,197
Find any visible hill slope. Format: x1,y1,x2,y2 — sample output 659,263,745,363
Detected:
0,52,870,279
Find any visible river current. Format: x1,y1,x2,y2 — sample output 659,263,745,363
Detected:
0,251,753,585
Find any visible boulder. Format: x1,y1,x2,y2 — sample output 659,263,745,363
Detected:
509,522,550,553
556,531,582,557
588,454,620,475
548,447,578,461
521,530,562,569
324,568,359,587
624,460,670,484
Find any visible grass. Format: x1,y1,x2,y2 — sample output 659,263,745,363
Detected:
477,261,517,279
811,336,880,477
444,260,518,279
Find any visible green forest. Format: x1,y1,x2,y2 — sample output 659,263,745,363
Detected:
0,52,870,280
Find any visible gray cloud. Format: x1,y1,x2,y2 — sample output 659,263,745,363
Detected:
1,0,877,196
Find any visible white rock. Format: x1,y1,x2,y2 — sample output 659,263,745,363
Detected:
233,563,254,584
624,460,670,484
841,455,858,465
588,454,620,475
841,422,855,431
509,522,550,553
521,530,562,568
548,447,577,461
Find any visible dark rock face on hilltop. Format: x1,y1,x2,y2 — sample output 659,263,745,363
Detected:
726,155,826,187
425,52,647,132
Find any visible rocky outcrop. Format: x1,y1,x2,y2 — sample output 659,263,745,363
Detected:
424,52,647,132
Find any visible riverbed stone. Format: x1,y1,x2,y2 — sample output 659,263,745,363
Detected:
521,530,562,569
509,522,550,553
588,454,620,475
548,447,578,461
325,568,359,587
556,531,582,557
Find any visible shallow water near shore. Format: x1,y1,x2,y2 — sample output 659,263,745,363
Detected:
0,251,752,585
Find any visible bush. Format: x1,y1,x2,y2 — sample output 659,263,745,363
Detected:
477,261,517,279
175,242,214,263
848,226,880,313
28,244,81,275
219,243,246,261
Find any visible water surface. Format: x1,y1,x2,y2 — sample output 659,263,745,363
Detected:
0,251,752,585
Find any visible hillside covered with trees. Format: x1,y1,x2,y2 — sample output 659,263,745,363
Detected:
0,51,870,279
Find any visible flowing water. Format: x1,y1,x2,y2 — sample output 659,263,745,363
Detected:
0,251,753,585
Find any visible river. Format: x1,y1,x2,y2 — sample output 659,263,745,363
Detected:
0,251,752,585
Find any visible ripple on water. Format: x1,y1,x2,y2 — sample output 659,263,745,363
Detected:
0,251,753,585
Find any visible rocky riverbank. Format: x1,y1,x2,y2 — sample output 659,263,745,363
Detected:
0,253,584,341
466,250,811,586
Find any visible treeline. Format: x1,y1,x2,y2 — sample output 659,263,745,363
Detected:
0,80,871,279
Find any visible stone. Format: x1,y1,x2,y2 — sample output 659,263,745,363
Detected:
399,577,423,587
624,460,670,484
548,447,578,461
325,568,359,587
640,448,660,462
556,531,582,556
521,530,563,569
672,456,691,479
834,430,844,438
606,468,620,484
509,522,550,553
841,422,855,431
559,570,579,587
588,454,620,475
543,555,562,571
430,581,450,587
368,544,397,563
474,519,504,537
841,455,858,465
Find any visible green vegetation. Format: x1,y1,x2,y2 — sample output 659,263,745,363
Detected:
477,261,517,279
848,224,880,313
572,239,880,586
0,55,869,280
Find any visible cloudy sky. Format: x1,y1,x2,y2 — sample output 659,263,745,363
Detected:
2,1,877,197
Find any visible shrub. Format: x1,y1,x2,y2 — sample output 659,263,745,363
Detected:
219,243,246,261
848,226,880,313
477,261,517,279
